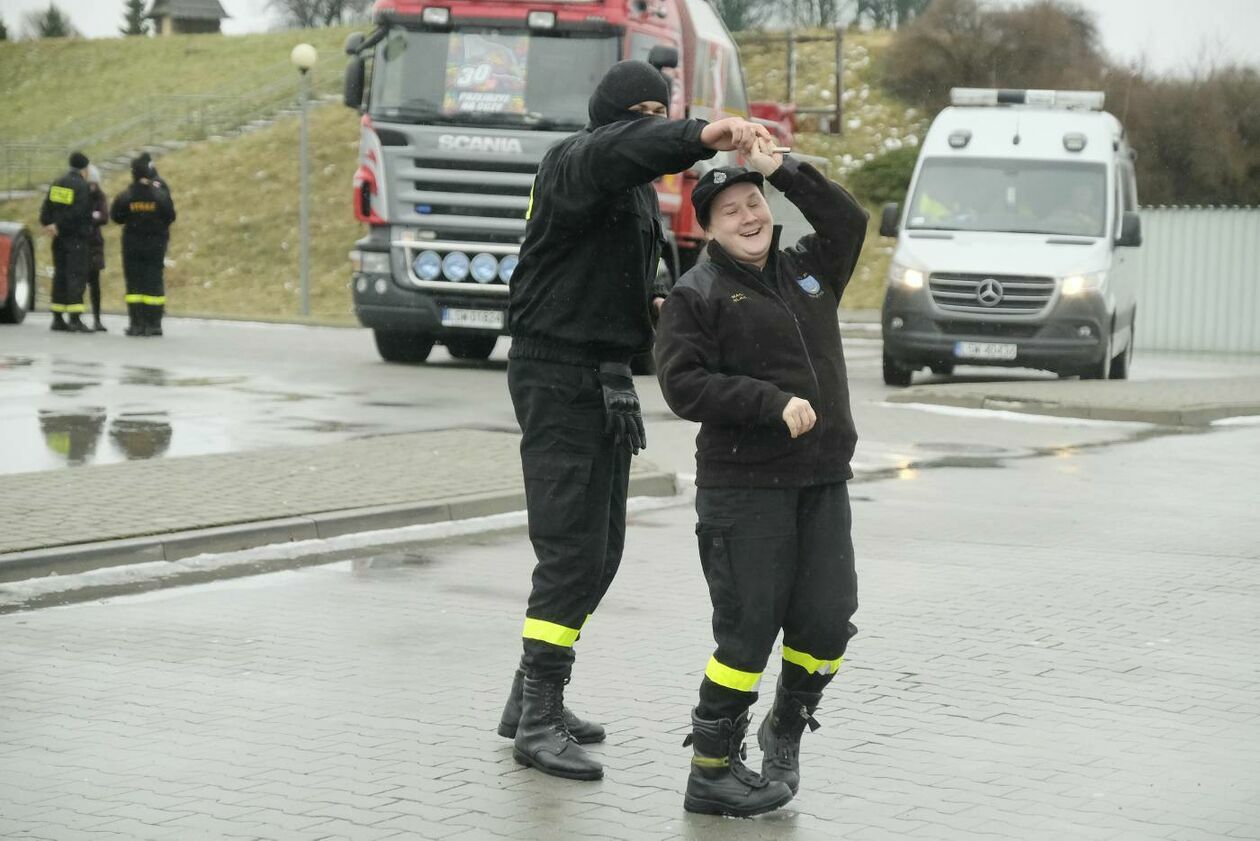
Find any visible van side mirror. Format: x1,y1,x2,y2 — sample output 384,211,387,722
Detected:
647,45,679,70
880,203,900,238
344,32,365,55
1116,211,1142,247
344,58,366,110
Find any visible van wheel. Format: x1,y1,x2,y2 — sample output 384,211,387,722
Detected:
445,334,497,361
0,230,35,324
929,362,954,376
883,352,913,387
1109,314,1134,380
374,329,435,363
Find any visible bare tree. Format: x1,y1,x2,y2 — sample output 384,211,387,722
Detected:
23,3,80,38
269,0,371,28
712,0,776,31
787,0,853,28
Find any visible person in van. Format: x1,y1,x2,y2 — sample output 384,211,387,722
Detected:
655,138,868,817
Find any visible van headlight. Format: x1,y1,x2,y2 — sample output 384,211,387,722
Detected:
889,261,926,290
1061,271,1106,296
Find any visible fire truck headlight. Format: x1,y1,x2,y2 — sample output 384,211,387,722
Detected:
498,254,518,284
442,251,470,282
470,253,499,284
414,250,442,281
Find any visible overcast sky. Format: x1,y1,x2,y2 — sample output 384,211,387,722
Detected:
0,0,1256,75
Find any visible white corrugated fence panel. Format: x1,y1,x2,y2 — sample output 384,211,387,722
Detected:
1134,207,1260,353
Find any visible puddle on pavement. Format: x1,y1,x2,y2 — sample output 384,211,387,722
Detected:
350,552,438,574
49,381,100,394
38,409,107,465
0,356,36,369
110,415,173,460
121,366,247,388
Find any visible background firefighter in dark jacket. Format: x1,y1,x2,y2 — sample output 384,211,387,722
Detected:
499,59,772,784
111,155,176,336
85,165,109,332
655,138,869,817
38,151,94,332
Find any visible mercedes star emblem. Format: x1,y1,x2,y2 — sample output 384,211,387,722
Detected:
976,277,1004,307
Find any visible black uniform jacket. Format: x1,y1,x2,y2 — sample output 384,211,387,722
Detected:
655,157,868,488
39,170,93,240
508,117,715,365
110,181,176,253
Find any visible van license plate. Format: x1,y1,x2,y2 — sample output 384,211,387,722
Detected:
441,308,504,330
954,341,1017,360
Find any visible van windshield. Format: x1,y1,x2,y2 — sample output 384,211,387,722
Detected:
907,158,1108,237
370,27,618,130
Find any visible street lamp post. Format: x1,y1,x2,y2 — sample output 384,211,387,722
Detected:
290,43,318,317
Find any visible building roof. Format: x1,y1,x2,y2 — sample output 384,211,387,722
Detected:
146,0,230,21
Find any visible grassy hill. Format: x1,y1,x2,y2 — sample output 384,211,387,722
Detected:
0,26,923,320
0,27,354,142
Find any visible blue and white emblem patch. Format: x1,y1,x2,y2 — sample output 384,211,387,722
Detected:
796,274,822,296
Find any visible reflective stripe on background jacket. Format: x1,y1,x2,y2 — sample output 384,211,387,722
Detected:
655,157,868,488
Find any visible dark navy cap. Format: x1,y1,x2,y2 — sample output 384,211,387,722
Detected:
692,166,764,226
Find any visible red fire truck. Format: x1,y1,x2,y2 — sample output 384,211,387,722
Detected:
0,223,36,324
343,0,790,363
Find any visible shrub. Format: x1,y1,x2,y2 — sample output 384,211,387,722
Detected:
848,145,919,206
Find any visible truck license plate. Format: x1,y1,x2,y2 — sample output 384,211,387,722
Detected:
441,307,504,330
954,341,1018,360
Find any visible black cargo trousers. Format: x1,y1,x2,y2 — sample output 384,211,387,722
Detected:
508,356,632,681
122,235,167,314
50,235,90,315
694,481,858,720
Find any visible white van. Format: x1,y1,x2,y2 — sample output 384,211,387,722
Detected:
879,88,1142,385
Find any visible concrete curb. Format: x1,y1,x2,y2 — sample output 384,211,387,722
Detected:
885,391,1260,426
0,472,679,584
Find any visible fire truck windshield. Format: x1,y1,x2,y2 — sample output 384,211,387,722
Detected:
370,27,619,130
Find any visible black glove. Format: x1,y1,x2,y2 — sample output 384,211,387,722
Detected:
597,362,647,455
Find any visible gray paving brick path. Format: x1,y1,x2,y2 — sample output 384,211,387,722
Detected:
1,425,1257,840
0,429,666,557
886,376,1260,425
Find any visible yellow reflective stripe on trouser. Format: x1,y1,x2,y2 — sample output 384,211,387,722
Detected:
782,645,843,676
522,618,581,648
51,303,85,313
125,294,144,304
704,656,763,692
49,303,66,312
141,295,166,306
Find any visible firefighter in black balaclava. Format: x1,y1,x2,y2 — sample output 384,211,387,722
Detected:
39,151,94,332
496,59,771,783
111,155,176,336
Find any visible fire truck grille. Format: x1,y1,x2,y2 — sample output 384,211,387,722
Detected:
410,157,538,222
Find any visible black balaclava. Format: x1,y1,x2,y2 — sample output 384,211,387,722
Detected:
587,60,669,129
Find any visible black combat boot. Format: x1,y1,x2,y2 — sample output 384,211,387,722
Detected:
147,304,163,337
50,313,69,331
124,304,143,336
512,676,603,781
67,313,92,333
498,668,606,744
757,680,822,795
683,709,793,817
